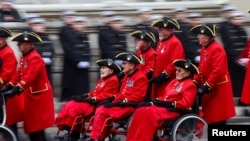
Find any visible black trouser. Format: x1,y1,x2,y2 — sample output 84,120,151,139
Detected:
29,130,47,141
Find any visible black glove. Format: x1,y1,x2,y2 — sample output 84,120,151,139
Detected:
104,101,121,108
152,99,175,108
117,72,125,80
97,96,115,106
68,93,89,102
2,85,23,97
137,102,153,108
150,72,169,84
146,70,153,79
0,83,14,93
198,84,212,96
81,97,95,103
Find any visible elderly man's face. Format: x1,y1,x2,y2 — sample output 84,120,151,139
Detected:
17,42,34,55
175,67,191,80
121,61,135,74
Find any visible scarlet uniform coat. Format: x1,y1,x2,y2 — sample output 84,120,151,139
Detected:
239,40,250,104
126,78,197,141
194,40,236,124
152,34,185,98
56,75,120,129
136,47,155,75
0,44,24,126
10,49,54,133
90,69,148,140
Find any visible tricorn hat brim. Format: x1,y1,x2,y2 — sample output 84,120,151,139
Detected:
130,30,156,43
0,27,12,37
190,24,216,37
173,59,199,74
11,32,42,42
151,17,180,29
96,58,121,72
115,52,141,64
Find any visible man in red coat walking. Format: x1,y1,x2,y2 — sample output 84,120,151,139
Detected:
191,24,236,125
0,27,23,138
1,31,55,141
149,17,185,99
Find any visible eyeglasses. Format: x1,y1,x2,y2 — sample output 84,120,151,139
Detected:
122,62,131,66
176,69,184,73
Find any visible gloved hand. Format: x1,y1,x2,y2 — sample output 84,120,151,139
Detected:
0,83,14,93
2,85,23,97
117,72,125,80
137,102,153,108
82,97,95,103
150,72,169,84
104,101,121,108
198,84,212,96
68,93,89,102
146,70,153,79
97,96,115,106
152,99,175,108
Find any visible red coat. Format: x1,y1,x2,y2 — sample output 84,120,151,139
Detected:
126,78,197,141
10,49,54,133
0,44,24,126
136,47,155,75
239,40,250,104
194,40,236,124
55,75,120,130
152,34,185,98
90,69,148,140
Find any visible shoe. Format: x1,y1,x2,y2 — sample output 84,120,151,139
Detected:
244,108,250,116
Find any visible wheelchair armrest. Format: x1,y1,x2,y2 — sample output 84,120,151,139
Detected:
168,108,193,115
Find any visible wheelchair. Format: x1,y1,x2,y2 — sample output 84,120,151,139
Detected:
153,96,208,141
54,97,208,141
98,97,208,141
0,93,18,141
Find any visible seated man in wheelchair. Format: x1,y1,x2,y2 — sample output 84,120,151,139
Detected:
55,58,121,141
87,52,148,141
126,59,199,141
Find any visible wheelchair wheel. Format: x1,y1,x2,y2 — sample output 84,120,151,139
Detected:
0,126,17,141
171,114,207,141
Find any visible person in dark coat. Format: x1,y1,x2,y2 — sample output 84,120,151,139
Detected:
98,16,128,64
0,0,23,22
133,7,159,49
28,17,55,85
60,16,91,102
219,10,248,98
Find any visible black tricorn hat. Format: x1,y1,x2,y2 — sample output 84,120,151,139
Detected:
96,58,121,72
173,59,199,74
115,52,141,64
151,17,180,29
190,24,216,37
11,31,42,42
130,30,156,43
0,27,12,37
